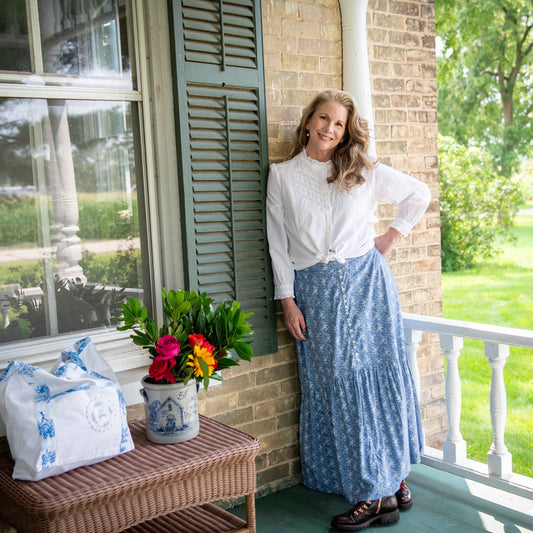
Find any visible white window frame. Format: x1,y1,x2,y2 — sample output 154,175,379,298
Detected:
0,1,182,420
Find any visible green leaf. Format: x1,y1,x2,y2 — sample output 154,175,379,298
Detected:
198,357,210,390
177,301,191,314
216,358,239,370
233,341,253,361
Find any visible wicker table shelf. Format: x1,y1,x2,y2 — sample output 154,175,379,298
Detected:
0,416,261,533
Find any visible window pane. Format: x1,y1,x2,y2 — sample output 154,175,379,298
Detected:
38,0,133,88
0,0,31,72
0,97,144,344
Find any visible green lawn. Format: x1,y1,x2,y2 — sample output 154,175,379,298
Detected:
441,211,533,478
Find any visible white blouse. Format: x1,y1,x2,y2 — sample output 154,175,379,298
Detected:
266,150,431,300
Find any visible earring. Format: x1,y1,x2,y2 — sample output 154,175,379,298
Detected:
306,129,309,137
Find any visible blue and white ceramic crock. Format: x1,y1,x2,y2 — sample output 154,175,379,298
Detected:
140,376,199,444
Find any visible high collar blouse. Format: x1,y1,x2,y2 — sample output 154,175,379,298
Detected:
266,150,431,300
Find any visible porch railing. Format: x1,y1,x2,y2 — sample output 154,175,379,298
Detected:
403,313,533,499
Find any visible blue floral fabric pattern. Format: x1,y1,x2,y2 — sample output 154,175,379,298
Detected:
294,247,423,504
0,337,134,480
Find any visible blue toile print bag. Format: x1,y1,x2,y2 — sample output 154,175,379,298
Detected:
0,337,134,480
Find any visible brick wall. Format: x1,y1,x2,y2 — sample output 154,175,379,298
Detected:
366,0,446,446
262,0,343,162
131,0,445,497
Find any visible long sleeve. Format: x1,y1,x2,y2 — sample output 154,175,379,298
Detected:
266,164,296,299
372,162,431,236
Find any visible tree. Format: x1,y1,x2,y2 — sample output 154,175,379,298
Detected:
436,0,533,178
438,136,522,271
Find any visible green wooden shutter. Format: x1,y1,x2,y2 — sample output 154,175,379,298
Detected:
169,0,277,356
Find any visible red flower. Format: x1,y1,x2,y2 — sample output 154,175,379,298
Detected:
188,333,215,354
156,335,180,358
149,355,176,383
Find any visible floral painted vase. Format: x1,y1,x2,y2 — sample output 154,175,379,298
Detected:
140,376,199,444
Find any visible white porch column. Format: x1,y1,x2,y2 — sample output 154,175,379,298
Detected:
47,101,86,286
485,342,513,479
338,0,376,157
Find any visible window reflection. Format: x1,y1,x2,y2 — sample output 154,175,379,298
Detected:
0,98,143,344
0,0,132,88
0,0,31,72
39,0,131,86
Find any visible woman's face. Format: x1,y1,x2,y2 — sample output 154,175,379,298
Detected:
305,100,348,161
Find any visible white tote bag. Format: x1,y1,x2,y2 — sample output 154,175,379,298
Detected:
0,337,134,480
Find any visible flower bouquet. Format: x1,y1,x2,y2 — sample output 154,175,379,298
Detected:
116,289,254,390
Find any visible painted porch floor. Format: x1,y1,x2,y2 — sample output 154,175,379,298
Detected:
232,464,533,533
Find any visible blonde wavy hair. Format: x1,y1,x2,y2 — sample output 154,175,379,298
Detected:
288,89,376,190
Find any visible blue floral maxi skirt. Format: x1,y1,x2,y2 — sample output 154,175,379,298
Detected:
294,247,423,505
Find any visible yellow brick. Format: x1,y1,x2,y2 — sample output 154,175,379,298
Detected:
299,3,339,23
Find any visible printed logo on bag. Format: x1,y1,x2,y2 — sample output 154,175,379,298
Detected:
86,395,116,432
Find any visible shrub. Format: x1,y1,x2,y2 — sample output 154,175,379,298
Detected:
0,194,139,246
438,135,523,271
78,198,139,240
0,196,39,245
0,262,43,287
79,246,141,288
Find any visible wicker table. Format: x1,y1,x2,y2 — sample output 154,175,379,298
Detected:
0,416,260,533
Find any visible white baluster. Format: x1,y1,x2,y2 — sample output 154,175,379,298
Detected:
485,342,513,479
62,0,73,30
0,296,10,329
440,334,467,464
52,0,62,34
75,0,86,25
404,328,422,399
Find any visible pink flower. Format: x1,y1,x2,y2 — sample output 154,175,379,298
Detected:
149,355,176,383
156,335,180,359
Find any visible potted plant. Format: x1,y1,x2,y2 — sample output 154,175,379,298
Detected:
115,288,254,443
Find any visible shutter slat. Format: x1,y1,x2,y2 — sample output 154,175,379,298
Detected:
182,0,257,68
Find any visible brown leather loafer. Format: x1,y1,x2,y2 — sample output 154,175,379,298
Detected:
331,495,399,531
395,480,412,510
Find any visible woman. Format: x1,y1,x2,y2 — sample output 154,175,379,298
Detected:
266,89,430,531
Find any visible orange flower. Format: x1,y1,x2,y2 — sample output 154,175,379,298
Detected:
187,344,218,378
